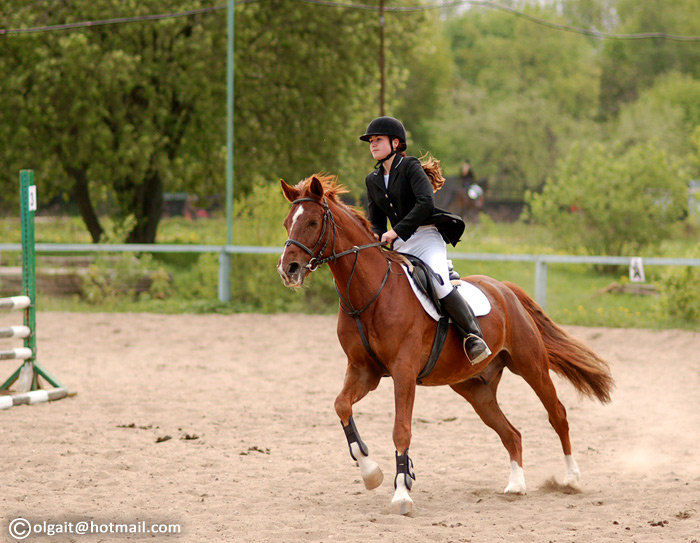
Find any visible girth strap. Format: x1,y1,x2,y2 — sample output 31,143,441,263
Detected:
417,316,450,384
351,309,450,384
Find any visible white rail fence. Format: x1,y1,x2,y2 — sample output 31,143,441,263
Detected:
1,243,698,308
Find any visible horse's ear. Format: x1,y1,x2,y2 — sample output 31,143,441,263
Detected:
309,176,324,199
280,179,300,203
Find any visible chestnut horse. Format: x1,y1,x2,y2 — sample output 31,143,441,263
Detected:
277,174,613,515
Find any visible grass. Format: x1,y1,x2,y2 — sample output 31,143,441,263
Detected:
0,213,697,330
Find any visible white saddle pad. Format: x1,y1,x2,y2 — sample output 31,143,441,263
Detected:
402,265,491,321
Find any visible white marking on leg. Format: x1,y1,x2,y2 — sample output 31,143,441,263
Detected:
350,443,383,490
504,460,527,494
563,454,581,486
391,475,415,516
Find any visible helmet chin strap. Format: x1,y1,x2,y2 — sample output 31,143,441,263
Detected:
375,140,397,169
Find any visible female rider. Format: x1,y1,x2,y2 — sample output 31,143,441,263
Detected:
360,116,491,364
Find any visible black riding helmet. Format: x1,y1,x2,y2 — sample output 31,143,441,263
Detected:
360,117,407,166
359,116,407,144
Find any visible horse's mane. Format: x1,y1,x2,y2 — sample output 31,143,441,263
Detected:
297,173,372,231
297,173,409,266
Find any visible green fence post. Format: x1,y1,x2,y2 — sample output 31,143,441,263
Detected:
1,170,65,393
20,171,37,371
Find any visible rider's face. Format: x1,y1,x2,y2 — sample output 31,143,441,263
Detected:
368,135,396,161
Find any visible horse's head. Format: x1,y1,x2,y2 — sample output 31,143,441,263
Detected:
277,176,331,288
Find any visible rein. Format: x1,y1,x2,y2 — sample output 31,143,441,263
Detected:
285,197,392,375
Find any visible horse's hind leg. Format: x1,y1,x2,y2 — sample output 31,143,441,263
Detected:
509,351,580,486
334,363,384,490
450,370,527,494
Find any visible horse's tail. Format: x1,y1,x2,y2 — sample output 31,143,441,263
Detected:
504,281,614,404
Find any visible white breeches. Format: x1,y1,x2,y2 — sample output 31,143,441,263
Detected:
394,225,453,299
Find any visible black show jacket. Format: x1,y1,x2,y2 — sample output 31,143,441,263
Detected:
365,155,465,247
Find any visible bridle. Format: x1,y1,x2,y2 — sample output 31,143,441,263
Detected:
284,197,386,272
283,197,393,375
283,197,337,271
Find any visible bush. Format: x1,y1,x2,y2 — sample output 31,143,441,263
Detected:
82,253,173,304
225,180,339,313
527,141,687,256
75,180,341,313
170,252,219,301
659,265,700,323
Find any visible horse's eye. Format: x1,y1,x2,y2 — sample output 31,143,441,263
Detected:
309,220,318,227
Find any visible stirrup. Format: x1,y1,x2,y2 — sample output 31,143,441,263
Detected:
463,334,491,365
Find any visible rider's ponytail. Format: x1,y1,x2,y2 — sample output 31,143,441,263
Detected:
420,154,445,193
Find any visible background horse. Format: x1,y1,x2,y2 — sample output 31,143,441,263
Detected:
277,174,613,516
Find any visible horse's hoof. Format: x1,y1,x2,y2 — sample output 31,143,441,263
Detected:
354,447,383,490
361,462,384,490
391,476,415,515
563,455,580,486
504,461,527,494
390,495,415,516
563,472,581,487
503,482,527,495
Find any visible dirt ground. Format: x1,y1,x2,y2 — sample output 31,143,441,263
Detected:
0,312,698,543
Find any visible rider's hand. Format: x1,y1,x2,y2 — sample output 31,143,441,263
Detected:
381,229,399,245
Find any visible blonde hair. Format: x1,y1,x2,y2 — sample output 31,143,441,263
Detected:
420,154,445,193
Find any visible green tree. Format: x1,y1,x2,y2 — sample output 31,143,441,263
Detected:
427,86,591,195
429,5,601,193
1,0,441,237
556,0,618,31
0,0,227,242
599,0,700,117
527,141,687,255
691,126,700,178
233,1,440,196
394,11,455,155
445,6,600,119
611,72,700,158
233,1,374,195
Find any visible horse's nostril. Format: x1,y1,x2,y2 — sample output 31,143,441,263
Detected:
287,262,300,276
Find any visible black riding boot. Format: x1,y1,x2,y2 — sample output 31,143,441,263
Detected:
440,288,491,365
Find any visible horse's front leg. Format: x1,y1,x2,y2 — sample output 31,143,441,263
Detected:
391,372,417,515
334,363,383,490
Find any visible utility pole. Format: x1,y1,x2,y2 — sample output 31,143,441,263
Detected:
379,0,385,116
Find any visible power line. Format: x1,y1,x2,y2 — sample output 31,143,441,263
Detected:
1,0,699,42
466,1,700,42
299,0,700,40
0,4,228,35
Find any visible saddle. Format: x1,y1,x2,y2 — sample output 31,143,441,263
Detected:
403,254,446,315
402,255,450,384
